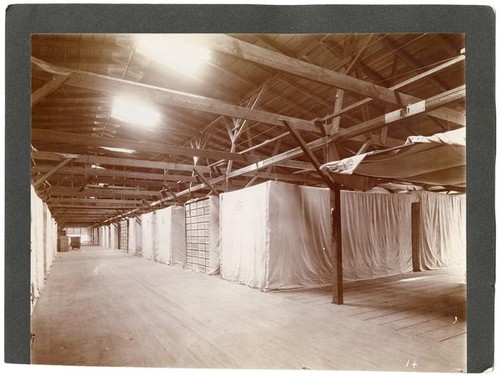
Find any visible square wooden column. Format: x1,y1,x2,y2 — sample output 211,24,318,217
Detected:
411,201,422,272
331,184,343,304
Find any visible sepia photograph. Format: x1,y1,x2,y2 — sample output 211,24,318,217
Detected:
3,3,497,375
28,31,468,372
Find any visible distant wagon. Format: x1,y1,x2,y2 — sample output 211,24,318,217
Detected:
70,236,81,250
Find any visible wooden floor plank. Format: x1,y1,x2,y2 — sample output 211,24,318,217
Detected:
31,247,466,371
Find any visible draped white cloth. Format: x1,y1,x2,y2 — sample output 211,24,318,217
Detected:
110,224,119,250
419,191,466,269
207,196,221,274
341,191,413,281
156,206,186,265
141,212,156,260
31,185,57,312
127,218,137,255
341,190,466,279
220,181,332,291
135,219,143,255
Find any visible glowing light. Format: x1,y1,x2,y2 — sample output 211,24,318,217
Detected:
136,34,210,77
111,96,161,128
90,164,104,169
100,146,136,154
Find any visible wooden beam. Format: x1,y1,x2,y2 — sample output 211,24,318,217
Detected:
244,174,260,188
186,34,414,106
356,139,373,155
336,85,465,140
31,74,71,107
32,151,212,174
43,174,172,189
33,157,75,187
50,204,140,210
192,34,464,127
46,187,159,199
321,54,466,126
193,168,220,197
47,198,141,205
378,37,448,92
32,57,317,133
32,165,196,183
31,129,261,164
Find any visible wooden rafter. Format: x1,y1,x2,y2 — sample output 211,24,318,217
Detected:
32,151,213,174
189,35,464,126
32,156,75,188
31,74,71,107
32,58,318,133
32,165,196,183
31,129,262,164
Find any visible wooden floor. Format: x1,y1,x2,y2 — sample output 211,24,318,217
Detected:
31,246,466,371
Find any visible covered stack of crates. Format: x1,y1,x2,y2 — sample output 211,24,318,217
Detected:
184,196,220,274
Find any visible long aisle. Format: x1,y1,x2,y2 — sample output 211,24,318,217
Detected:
31,247,466,371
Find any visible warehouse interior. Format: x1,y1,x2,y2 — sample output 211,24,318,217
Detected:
30,33,466,371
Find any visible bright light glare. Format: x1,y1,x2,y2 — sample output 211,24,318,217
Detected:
136,35,210,76
111,97,161,128
100,146,136,154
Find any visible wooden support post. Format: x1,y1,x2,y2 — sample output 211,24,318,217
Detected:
281,119,343,304
331,184,344,304
411,202,422,272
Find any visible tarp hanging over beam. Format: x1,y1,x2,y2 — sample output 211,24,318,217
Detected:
321,128,465,190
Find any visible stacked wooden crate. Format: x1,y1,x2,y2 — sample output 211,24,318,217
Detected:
58,236,70,252
119,219,128,251
184,197,220,274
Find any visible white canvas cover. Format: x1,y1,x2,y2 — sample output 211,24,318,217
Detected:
104,226,110,248
141,212,156,260
220,181,332,291
110,224,118,250
156,206,186,265
321,128,466,190
419,191,466,269
135,219,143,255
127,218,137,255
341,191,413,281
31,185,58,312
101,226,107,248
207,196,221,274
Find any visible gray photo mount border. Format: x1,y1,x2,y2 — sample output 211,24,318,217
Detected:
5,4,495,372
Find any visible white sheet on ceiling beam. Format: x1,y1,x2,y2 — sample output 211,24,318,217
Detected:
321,128,466,189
